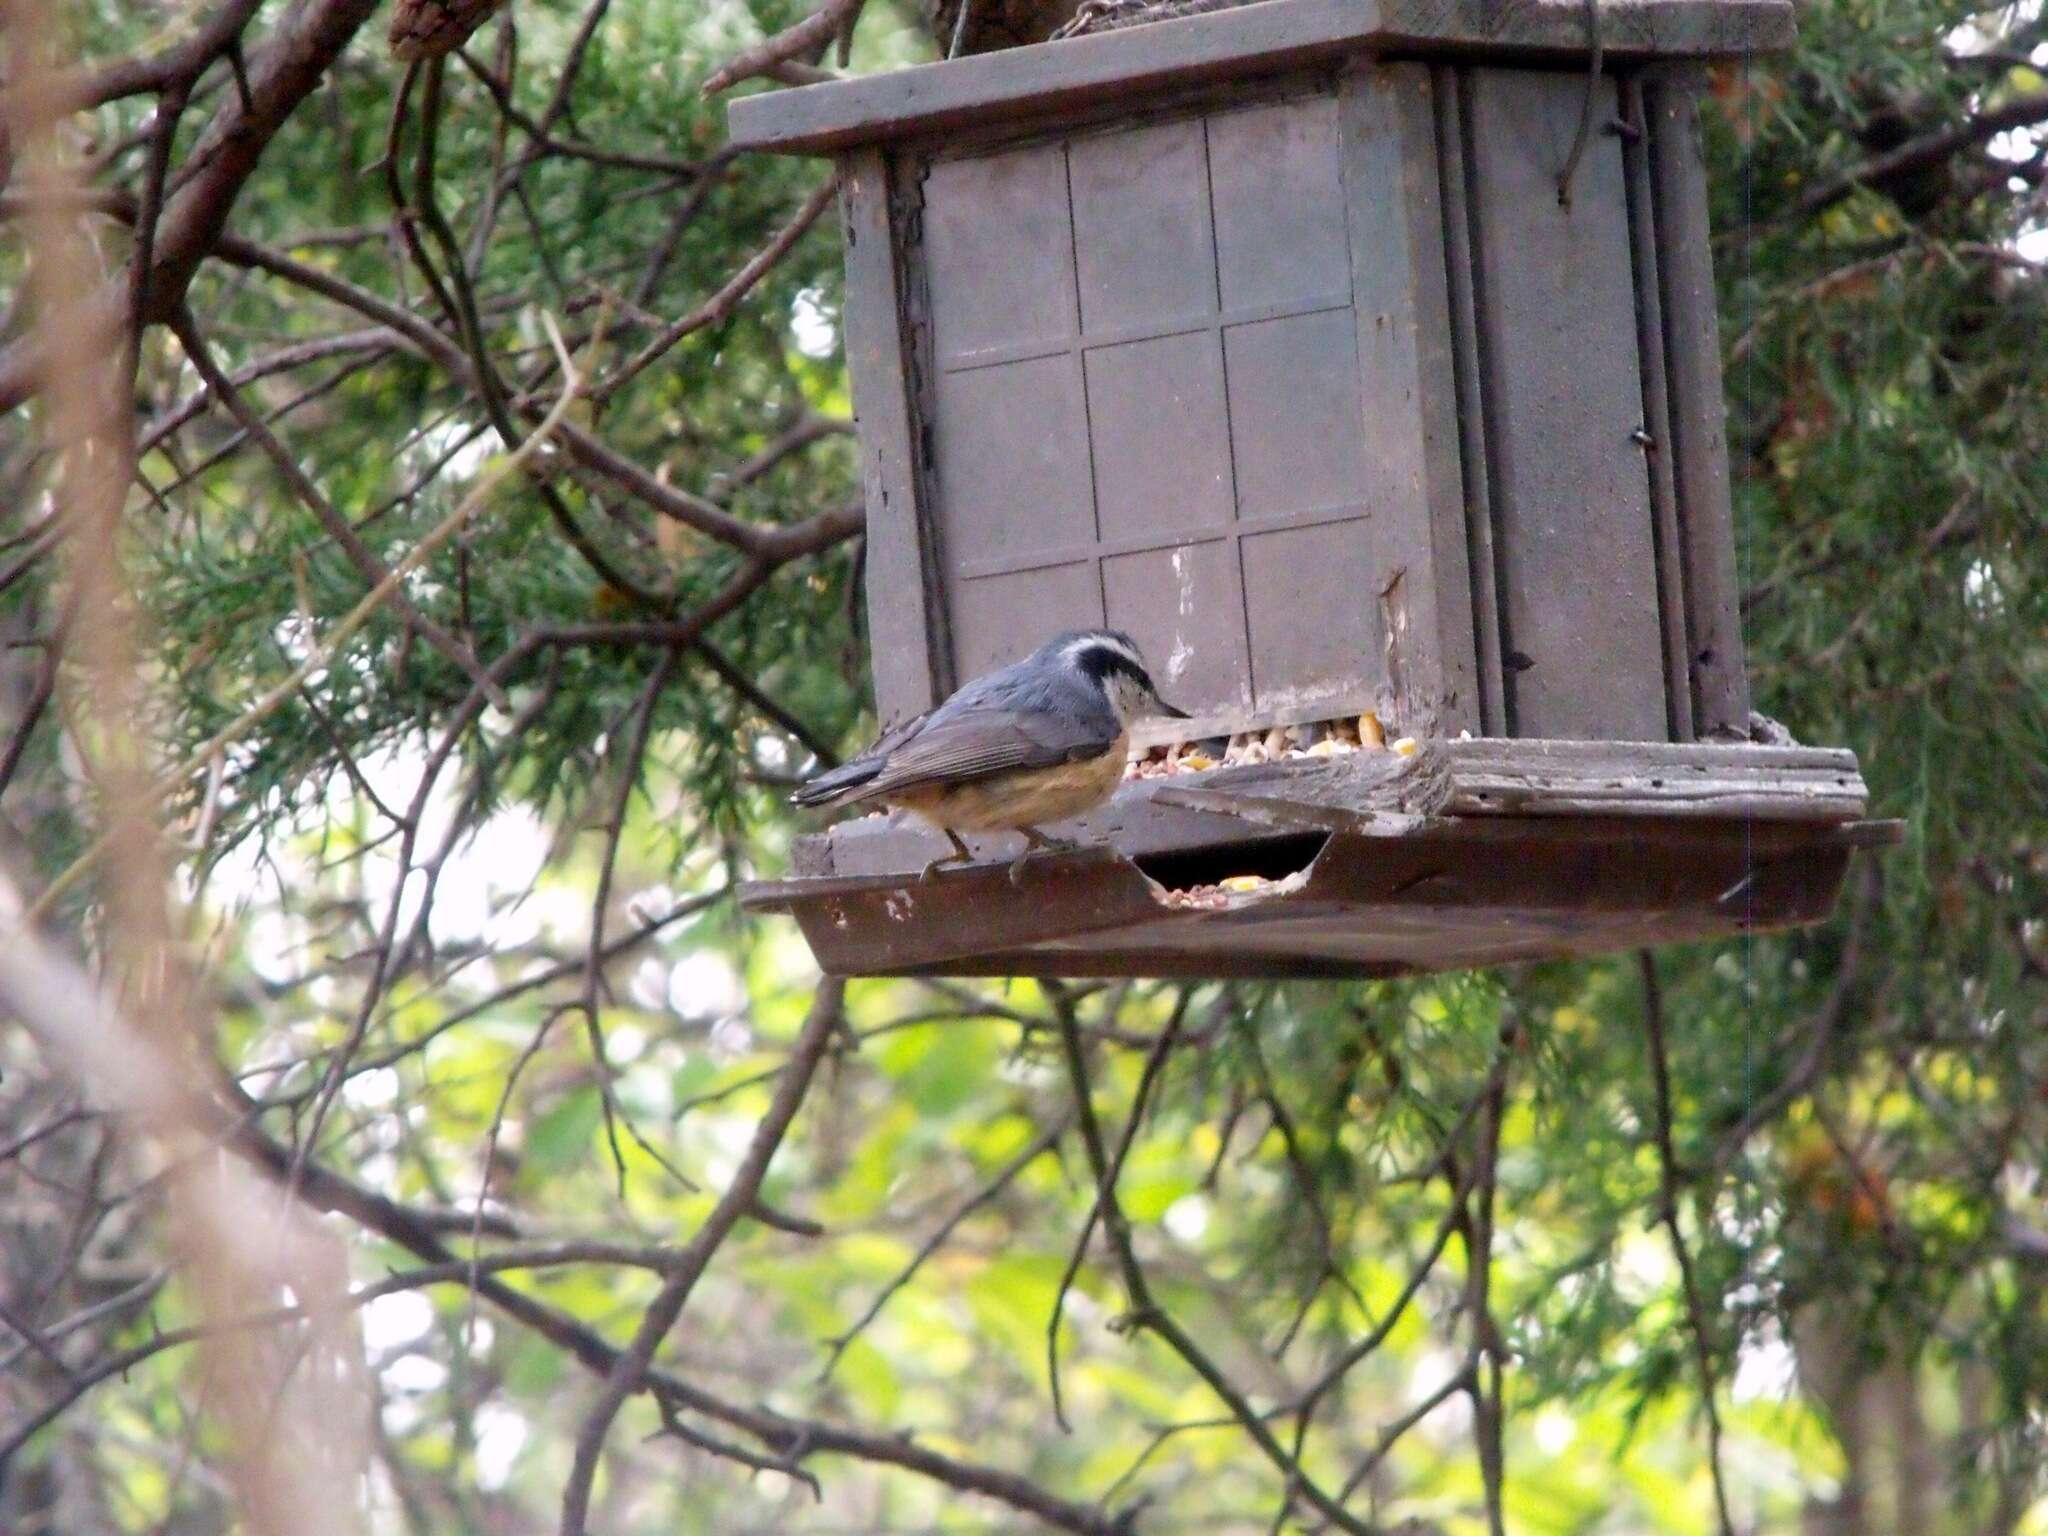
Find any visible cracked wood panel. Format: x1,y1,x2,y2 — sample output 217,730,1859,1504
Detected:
766,739,1875,882
843,148,949,717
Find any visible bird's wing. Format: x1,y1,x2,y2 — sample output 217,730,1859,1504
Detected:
845,703,1122,802
788,707,934,807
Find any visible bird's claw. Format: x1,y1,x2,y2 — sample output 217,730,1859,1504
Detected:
1009,828,1078,885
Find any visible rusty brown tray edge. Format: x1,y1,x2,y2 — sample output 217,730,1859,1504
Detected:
725,0,1795,155
743,814,1889,977
739,816,1903,910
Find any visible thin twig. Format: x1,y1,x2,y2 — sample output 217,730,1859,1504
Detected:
556,978,846,1536
701,0,863,95
1639,951,1738,1536
821,1115,1068,1379
1045,984,1372,1535
1047,987,1190,1429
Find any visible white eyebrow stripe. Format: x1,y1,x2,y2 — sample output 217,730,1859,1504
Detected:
1061,633,1141,670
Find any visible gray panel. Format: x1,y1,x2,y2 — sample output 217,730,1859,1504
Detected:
1222,308,1369,519
1465,68,1668,741
1430,66,1505,735
932,354,1095,567
1208,96,1352,311
1647,74,1750,736
1241,522,1380,713
1102,540,1249,716
922,144,1076,359
1340,63,1479,736
1069,118,1217,333
951,562,1104,680
1621,74,1695,741
843,149,944,720
1085,331,1234,541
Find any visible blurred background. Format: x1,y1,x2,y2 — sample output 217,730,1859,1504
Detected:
0,0,2043,1529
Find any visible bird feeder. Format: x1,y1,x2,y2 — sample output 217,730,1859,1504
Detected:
731,0,1897,978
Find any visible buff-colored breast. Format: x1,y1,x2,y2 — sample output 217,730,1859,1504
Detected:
887,735,1128,832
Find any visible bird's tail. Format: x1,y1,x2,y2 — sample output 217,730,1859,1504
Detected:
789,757,882,808
791,709,930,809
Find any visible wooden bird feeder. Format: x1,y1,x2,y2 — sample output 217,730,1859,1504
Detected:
730,0,1898,978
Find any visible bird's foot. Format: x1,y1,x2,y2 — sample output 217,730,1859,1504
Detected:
922,830,977,882
1008,827,1076,886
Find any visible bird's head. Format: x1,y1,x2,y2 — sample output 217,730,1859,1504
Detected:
1045,629,1190,727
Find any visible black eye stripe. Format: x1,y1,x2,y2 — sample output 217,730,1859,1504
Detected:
1072,644,1152,691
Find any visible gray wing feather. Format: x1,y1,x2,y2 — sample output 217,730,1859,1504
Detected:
843,704,1119,802
789,707,932,806
794,655,1124,809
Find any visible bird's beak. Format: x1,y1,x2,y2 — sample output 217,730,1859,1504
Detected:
1156,698,1191,720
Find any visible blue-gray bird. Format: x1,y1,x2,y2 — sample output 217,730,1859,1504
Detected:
793,629,1188,881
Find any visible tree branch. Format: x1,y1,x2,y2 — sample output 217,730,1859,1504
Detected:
1639,951,1737,1536
1790,89,2048,221
0,0,385,412
556,977,846,1536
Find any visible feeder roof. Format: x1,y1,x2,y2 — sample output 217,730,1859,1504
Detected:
726,0,1795,156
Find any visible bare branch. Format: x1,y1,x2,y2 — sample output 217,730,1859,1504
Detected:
557,977,847,1536
0,0,386,412
1639,951,1737,1536
1045,983,1372,1535
702,0,865,96
599,174,839,399
1790,89,2048,221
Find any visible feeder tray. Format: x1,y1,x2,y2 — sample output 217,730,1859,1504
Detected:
743,740,1900,978
728,0,1894,979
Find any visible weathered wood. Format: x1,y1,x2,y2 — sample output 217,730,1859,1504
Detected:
764,737,1873,888
1159,737,1868,820
1621,74,1696,740
725,0,1795,156
842,148,947,718
1430,738,1868,815
741,804,1886,979
1432,65,1508,737
1436,736,1858,769
1339,62,1479,737
1463,67,1668,740
1646,73,1750,735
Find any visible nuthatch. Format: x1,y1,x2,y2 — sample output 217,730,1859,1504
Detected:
793,629,1188,882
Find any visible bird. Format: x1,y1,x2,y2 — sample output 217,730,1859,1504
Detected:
792,629,1188,883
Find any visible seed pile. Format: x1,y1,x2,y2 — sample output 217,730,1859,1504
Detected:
1156,870,1310,909
1126,712,1419,780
